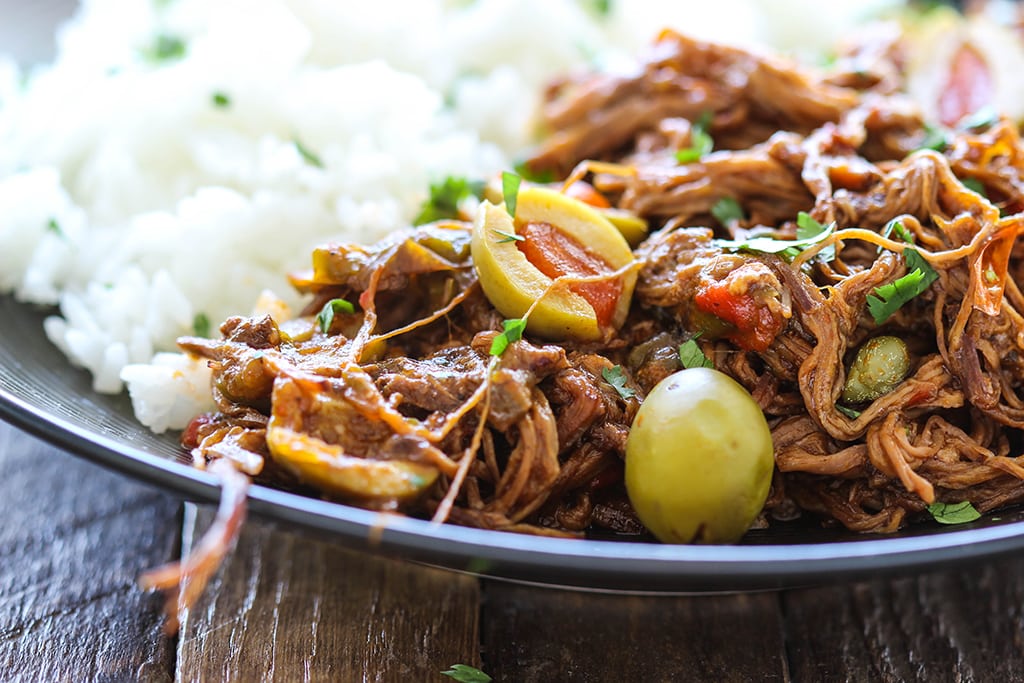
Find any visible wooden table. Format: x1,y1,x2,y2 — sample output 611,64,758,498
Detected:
3,419,1024,682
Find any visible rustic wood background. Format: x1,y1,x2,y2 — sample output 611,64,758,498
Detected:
4,421,1024,682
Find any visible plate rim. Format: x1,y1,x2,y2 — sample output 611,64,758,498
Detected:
4,354,1024,592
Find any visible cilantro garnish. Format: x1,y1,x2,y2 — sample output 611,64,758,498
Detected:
836,404,861,419
492,229,524,244
192,312,211,338
959,105,998,132
502,171,522,218
512,160,556,184
211,91,231,108
293,137,324,168
866,248,937,324
145,34,186,62
711,197,745,226
602,365,636,399
881,218,915,245
792,212,835,262
927,501,981,525
675,111,713,164
679,337,713,369
316,298,355,333
916,123,949,153
717,217,835,258
489,318,527,356
962,177,987,197
441,664,492,683
46,217,66,240
414,176,486,225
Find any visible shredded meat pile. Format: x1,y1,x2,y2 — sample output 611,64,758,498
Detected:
180,28,1024,538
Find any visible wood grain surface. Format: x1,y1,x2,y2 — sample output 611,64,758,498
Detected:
4,419,1024,682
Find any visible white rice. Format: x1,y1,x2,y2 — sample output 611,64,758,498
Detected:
0,0,901,432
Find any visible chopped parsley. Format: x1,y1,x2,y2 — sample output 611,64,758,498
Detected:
675,111,713,164
717,217,835,259
602,365,636,399
413,176,486,225
916,123,949,153
836,404,861,419
145,33,187,63
927,501,981,525
492,229,524,244
293,137,324,168
961,177,987,197
46,217,66,240
711,197,745,226
489,317,527,356
502,171,522,218
881,218,915,245
866,248,937,325
959,105,999,132
441,664,492,683
679,337,713,369
191,312,211,338
315,298,355,333
793,212,835,262
512,160,556,184
211,91,231,108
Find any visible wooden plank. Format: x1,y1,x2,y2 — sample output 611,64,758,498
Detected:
0,422,180,682
782,559,1024,682
482,583,788,682
177,507,481,682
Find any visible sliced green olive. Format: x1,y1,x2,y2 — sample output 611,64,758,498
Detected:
625,368,774,544
266,424,438,501
471,186,636,341
841,335,910,404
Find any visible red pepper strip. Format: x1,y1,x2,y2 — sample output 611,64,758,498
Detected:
971,221,1020,315
516,221,621,328
693,280,784,353
564,181,611,209
938,42,994,127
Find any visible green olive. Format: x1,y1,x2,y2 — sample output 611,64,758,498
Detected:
471,186,636,341
840,335,910,404
625,368,774,544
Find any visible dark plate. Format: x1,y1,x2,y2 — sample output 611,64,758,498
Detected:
4,293,1024,591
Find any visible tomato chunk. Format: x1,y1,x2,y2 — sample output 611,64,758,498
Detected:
693,280,784,352
938,42,994,127
517,221,622,327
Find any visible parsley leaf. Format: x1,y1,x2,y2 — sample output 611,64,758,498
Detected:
46,217,66,240
414,176,486,226
192,312,211,338
585,0,613,17
916,122,949,153
512,160,556,184
145,33,187,62
441,664,492,683
881,218,915,245
211,91,231,108
927,501,981,525
316,298,355,333
679,338,713,369
602,365,636,399
502,171,522,218
866,248,937,324
835,404,861,419
492,229,524,243
794,212,835,262
958,105,998,132
717,219,835,258
675,111,713,164
961,177,987,197
711,197,745,226
489,318,527,356
293,137,324,168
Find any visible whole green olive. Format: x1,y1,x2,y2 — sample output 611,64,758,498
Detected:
625,368,774,544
